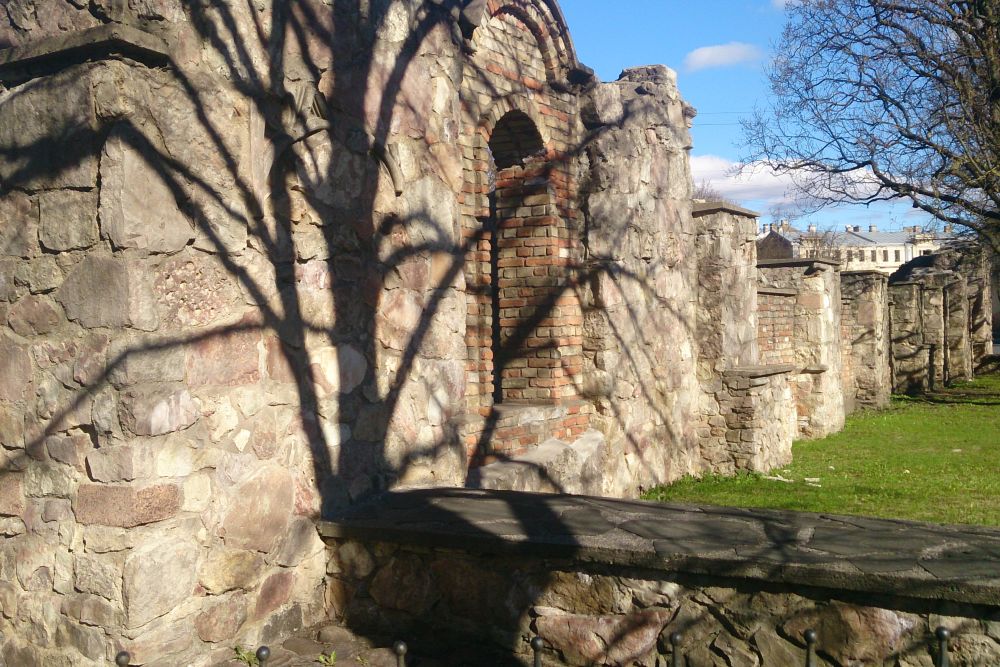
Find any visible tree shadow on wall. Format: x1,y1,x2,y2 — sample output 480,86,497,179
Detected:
0,0,717,663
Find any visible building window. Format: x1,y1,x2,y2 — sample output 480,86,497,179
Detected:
882,250,888,262
847,250,854,262
870,250,877,262
922,249,932,256
894,249,901,262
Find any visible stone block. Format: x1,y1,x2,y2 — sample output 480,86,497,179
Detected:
184,328,261,387
275,517,324,567
0,580,16,619
56,618,105,660
195,592,247,643
74,483,180,528
55,255,157,330
74,553,121,601
82,526,131,553
45,433,91,470
152,254,241,328
14,256,62,294
198,548,264,594
0,332,32,401
119,385,199,436
86,444,149,482
0,474,25,516
38,189,99,251
253,570,296,619
123,538,198,628
221,465,293,552
534,607,673,665
0,191,39,257
99,128,194,253
15,535,55,591
107,335,185,387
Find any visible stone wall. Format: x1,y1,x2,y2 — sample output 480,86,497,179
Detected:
889,283,933,394
757,260,845,438
840,271,892,410
574,65,704,493
321,489,1000,667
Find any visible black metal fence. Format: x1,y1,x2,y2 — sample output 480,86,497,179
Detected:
112,626,955,666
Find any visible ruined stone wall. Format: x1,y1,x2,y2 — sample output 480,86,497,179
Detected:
576,66,703,493
0,0,584,662
758,260,845,438
889,283,932,394
713,367,795,473
840,272,891,410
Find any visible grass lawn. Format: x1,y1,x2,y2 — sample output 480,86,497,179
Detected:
644,372,1000,526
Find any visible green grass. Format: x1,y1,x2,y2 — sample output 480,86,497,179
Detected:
644,372,1000,526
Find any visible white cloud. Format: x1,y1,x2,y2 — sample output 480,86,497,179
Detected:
690,155,795,206
683,42,763,72
771,0,788,8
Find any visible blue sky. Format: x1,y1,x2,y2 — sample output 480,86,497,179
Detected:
559,0,933,232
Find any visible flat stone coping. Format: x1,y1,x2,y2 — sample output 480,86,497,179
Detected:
758,258,842,269
692,201,760,218
757,287,798,297
0,24,169,81
319,488,1000,607
841,270,890,278
723,364,795,378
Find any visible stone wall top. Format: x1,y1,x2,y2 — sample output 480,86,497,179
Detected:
723,364,796,378
757,287,797,297
0,24,168,83
320,488,1000,607
692,201,760,218
757,258,841,269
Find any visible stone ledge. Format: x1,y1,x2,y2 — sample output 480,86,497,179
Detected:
756,287,798,297
800,364,829,374
692,201,760,218
758,258,842,269
723,364,795,378
319,488,1000,607
0,24,169,83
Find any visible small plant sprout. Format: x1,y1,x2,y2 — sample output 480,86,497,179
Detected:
316,650,337,666
232,646,259,667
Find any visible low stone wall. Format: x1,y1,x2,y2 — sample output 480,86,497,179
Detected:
321,489,1000,667
756,288,796,367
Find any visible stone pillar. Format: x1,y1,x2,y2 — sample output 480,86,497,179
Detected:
889,283,931,394
840,272,891,410
758,260,845,439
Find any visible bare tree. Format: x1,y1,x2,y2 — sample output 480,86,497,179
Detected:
743,0,1000,245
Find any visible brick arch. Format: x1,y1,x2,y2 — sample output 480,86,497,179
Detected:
485,0,577,82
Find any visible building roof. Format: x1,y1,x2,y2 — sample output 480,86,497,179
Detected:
760,225,955,247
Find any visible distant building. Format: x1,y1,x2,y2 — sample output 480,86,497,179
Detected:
756,221,956,274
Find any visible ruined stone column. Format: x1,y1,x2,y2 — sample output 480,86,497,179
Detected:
840,272,891,410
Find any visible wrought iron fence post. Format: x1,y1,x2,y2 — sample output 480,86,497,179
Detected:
393,640,408,667
530,635,545,667
114,651,130,666
804,629,817,667
256,646,270,667
669,632,683,667
935,627,951,667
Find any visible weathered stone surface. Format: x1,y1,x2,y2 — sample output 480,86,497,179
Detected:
0,190,38,257
153,254,241,328
107,335,185,387
195,593,247,643
7,294,62,336
119,385,199,436
310,345,368,398
15,535,55,591
275,517,324,567
74,554,121,600
221,465,293,552
123,538,198,628
55,617,105,660
254,570,296,619
0,332,32,401
99,129,194,253
74,483,180,528
783,602,917,665
184,328,261,387
535,607,673,665
369,556,437,615
86,444,149,482
55,255,157,330
38,189,99,252
14,255,62,295
198,548,264,594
